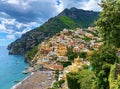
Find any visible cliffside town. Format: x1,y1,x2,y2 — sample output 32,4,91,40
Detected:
8,8,99,55
26,27,102,89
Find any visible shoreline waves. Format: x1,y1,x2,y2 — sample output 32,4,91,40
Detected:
11,70,55,89
11,72,34,89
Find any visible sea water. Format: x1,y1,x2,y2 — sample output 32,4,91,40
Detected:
0,46,29,89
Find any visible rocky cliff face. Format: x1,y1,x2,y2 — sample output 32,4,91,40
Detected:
7,17,68,54
8,30,45,54
8,7,99,55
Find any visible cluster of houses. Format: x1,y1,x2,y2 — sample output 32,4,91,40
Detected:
32,27,102,88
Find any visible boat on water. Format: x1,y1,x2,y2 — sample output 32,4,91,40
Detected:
22,71,29,74
25,67,29,69
14,80,20,83
22,67,34,74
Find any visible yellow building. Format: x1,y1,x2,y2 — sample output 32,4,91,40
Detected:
62,56,83,80
64,56,83,72
57,43,67,56
45,43,51,51
70,56,83,72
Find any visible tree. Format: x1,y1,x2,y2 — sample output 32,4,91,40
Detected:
66,70,94,89
79,70,94,89
89,45,118,89
58,79,65,88
93,0,120,88
96,0,120,47
66,72,80,89
116,76,120,89
67,47,87,60
55,70,59,81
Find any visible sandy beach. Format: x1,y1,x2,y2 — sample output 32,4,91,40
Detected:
12,70,55,89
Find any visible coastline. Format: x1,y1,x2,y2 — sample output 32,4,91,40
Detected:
11,72,34,89
11,70,55,89
0,46,29,89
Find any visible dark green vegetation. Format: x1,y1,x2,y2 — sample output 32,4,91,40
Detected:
25,45,39,62
59,16,78,29
48,79,65,89
109,63,120,89
89,0,120,89
58,7,99,28
96,0,120,47
8,7,99,61
89,45,118,89
82,35,92,42
67,70,94,89
93,0,120,88
66,0,120,89
67,72,80,89
60,61,71,67
67,47,87,60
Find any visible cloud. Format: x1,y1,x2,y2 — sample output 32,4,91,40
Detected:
81,0,101,11
0,0,63,40
0,0,101,29
0,24,6,30
0,16,40,39
61,0,101,11
0,0,60,23
0,12,11,19
0,0,101,46
6,34,15,39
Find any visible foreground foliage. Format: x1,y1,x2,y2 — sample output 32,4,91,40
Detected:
66,70,94,89
67,0,120,89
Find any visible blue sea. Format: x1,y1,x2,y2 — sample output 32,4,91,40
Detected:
0,46,29,89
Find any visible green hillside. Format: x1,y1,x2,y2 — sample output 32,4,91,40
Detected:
59,16,80,28
8,7,99,61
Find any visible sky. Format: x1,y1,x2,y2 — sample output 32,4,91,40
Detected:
0,0,101,46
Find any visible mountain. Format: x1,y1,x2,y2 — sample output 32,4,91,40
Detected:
7,7,99,55
58,7,99,27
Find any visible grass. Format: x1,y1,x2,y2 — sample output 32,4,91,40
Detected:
59,16,78,29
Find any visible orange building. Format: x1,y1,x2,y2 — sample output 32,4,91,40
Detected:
57,43,67,56
40,43,51,54
49,64,64,71
80,44,85,48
